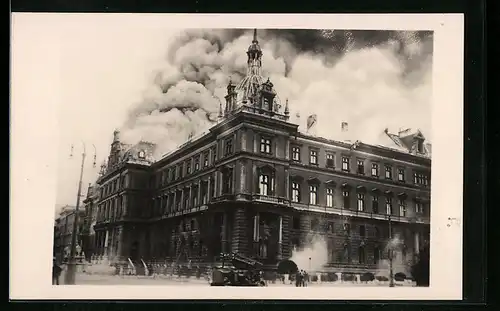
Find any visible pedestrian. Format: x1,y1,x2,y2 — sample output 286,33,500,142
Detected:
52,258,62,285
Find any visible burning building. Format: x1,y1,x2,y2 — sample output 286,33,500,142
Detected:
90,30,431,278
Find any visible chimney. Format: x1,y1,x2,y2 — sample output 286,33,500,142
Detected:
341,122,348,132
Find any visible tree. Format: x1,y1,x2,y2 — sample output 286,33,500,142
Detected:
411,243,429,286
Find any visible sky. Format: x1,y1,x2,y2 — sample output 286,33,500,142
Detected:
11,15,433,209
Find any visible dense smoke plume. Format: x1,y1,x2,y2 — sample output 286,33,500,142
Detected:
121,29,433,157
290,234,329,272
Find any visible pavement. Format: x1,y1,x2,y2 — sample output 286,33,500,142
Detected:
57,270,415,286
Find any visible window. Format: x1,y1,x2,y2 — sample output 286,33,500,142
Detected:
184,194,190,210
211,177,216,198
342,157,350,172
192,189,198,207
357,160,365,175
417,139,424,153
357,193,365,211
262,97,270,110
372,196,379,214
399,199,406,216
398,168,405,182
326,153,335,168
138,150,145,159
211,148,217,165
178,165,183,179
310,218,320,231
358,246,365,264
343,223,351,235
359,225,366,237
203,151,209,167
190,219,196,231
309,149,318,165
414,172,430,187
385,197,392,214
259,174,271,196
326,188,334,207
385,165,392,179
328,221,335,233
186,160,191,175
309,185,318,205
194,157,200,171
201,183,208,204
292,217,300,229
291,146,301,161
342,190,350,209
343,244,350,263
371,163,379,177
415,202,424,213
222,168,233,194
374,227,380,239
260,137,272,154
291,182,301,203
224,139,233,156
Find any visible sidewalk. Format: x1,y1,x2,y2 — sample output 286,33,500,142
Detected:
58,270,210,285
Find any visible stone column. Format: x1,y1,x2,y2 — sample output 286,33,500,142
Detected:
173,191,177,212
277,215,283,260
252,164,257,193
180,190,184,211
241,129,247,152
122,195,128,216
116,227,124,262
231,207,248,255
197,180,202,206
218,171,224,195
253,213,260,242
285,138,290,160
240,161,246,193
188,185,193,210
207,178,211,202
284,168,290,200
222,212,228,253
414,231,420,254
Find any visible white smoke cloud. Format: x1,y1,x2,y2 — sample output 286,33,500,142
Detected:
120,29,432,158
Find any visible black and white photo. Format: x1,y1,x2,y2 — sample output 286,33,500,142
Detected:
10,14,464,300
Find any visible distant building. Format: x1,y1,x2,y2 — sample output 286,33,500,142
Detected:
81,183,100,261
89,30,431,278
53,205,85,262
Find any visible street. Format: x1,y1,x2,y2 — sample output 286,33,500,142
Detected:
57,270,415,286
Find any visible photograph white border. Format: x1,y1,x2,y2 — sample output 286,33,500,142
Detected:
10,13,464,300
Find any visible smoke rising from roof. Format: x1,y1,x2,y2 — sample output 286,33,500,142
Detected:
120,29,433,157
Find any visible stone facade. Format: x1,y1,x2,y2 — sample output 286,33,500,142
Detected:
86,31,431,277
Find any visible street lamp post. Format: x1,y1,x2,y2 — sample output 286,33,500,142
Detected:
64,142,96,285
388,215,395,287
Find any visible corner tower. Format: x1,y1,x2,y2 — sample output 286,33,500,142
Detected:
223,29,288,121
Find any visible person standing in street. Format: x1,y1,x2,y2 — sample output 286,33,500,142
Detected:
52,257,62,285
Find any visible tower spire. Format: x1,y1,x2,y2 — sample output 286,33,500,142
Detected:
253,28,258,43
